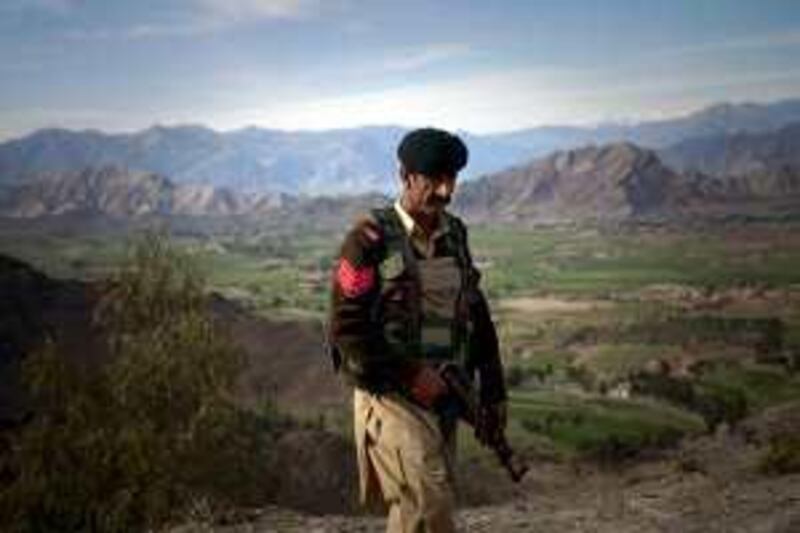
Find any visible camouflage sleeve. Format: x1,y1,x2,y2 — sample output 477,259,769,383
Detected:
457,219,507,405
328,216,413,390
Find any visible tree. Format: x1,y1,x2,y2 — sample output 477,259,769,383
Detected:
1,231,276,532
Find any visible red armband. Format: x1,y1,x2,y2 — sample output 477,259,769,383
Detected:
336,257,376,298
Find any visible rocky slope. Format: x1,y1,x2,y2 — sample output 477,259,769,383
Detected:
0,252,344,422
0,166,289,218
0,253,362,519
454,143,695,223
0,254,101,424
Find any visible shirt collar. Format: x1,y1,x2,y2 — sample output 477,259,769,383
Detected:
393,199,449,239
393,199,416,236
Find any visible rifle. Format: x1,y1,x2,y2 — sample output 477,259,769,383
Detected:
437,363,529,483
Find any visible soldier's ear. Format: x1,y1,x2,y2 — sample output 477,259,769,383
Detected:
399,163,409,184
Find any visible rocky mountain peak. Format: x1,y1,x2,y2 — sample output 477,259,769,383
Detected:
455,142,687,222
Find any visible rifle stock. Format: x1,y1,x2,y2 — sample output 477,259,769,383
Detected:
438,363,528,483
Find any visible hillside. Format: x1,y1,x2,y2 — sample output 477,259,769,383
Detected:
0,253,343,423
455,143,694,223
0,166,288,218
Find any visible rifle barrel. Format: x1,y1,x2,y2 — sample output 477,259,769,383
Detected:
438,364,528,483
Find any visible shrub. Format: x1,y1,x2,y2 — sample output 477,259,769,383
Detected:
0,232,278,532
759,435,800,475
631,372,748,432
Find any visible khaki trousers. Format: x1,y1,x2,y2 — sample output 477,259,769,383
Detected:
354,388,458,533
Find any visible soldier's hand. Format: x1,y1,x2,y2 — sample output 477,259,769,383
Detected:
408,364,449,409
475,401,507,445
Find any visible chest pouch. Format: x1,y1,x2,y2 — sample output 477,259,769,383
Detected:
418,256,462,362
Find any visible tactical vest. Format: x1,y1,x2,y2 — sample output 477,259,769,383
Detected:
369,206,475,367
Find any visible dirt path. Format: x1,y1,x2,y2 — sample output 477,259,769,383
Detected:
499,297,610,315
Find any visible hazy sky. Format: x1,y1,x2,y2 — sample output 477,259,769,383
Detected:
2,0,800,139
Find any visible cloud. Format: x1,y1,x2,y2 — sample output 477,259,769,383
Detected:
217,68,584,132
195,0,324,22
62,0,332,41
311,42,472,80
5,59,800,141
213,59,800,133
64,21,219,41
377,43,471,74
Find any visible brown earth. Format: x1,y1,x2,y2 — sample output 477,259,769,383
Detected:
210,295,348,415
499,297,611,315
183,424,800,533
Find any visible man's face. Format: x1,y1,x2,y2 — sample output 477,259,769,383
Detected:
403,172,457,216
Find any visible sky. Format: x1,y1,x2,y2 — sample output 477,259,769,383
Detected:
1,0,800,140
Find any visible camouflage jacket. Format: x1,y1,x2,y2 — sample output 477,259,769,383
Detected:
327,204,506,405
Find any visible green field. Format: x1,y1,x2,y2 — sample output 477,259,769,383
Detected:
5,221,800,312
470,224,800,298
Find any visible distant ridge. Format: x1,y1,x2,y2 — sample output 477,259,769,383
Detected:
0,126,407,196
5,142,795,225
2,99,800,196
495,99,800,154
659,122,800,197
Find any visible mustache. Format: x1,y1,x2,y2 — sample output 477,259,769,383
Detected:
432,195,451,206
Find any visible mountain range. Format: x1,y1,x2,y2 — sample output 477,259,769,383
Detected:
3,139,798,225
0,126,533,196
3,99,800,196
494,99,800,153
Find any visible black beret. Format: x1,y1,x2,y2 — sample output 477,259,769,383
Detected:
397,128,468,177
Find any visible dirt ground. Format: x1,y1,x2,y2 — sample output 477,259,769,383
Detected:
499,297,611,315
179,422,800,533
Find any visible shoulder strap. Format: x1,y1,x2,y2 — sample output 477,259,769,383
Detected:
443,212,474,283
369,205,403,260
369,205,421,276
369,204,422,343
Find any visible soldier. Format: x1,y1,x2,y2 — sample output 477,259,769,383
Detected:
328,128,507,533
